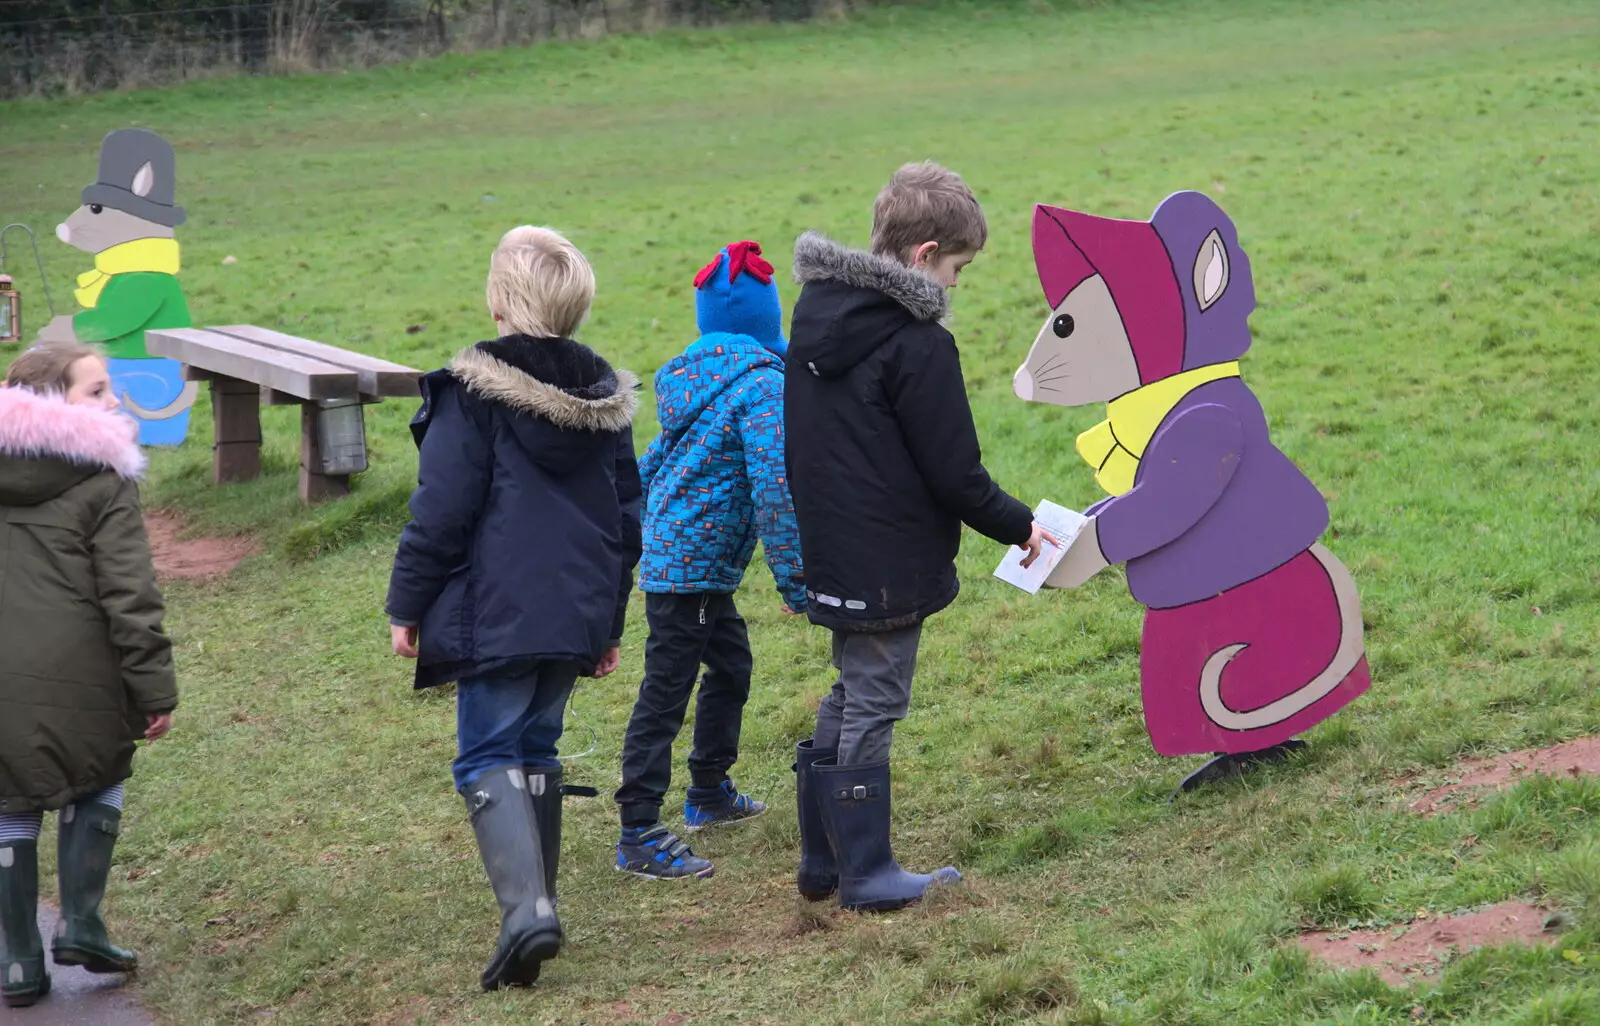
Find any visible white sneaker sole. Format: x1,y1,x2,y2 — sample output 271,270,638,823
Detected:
614,863,715,881
682,804,769,833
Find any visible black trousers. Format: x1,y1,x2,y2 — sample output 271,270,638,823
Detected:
615,592,753,827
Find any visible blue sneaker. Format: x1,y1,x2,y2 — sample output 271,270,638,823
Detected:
683,779,767,832
616,825,714,880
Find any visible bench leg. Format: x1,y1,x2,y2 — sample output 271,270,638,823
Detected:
299,403,350,504
211,377,261,483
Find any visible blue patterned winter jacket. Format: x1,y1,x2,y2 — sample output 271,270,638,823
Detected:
638,332,806,611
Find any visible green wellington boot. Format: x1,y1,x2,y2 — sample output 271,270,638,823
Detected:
52,802,138,974
2,839,52,1007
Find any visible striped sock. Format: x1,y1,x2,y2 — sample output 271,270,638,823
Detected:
84,782,126,811
0,812,43,844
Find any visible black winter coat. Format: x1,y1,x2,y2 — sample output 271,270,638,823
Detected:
783,233,1032,633
385,336,642,687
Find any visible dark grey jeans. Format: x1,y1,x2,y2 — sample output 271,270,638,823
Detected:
813,624,923,766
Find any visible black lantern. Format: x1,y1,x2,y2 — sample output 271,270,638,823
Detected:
0,224,56,346
0,274,17,345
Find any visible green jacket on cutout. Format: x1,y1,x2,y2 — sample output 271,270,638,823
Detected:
73,272,192,360
0,385,177,815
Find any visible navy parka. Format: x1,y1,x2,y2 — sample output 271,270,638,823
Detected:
386,336,643,687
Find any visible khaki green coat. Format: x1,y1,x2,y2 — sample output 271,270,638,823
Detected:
0,385,176,814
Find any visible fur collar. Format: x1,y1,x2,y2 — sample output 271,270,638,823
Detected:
449,337,638,433
0,386,146,479
792,231,948,323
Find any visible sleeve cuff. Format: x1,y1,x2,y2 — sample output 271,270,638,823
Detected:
388,615,419,628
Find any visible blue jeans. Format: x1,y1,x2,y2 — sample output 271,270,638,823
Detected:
453,659,580,791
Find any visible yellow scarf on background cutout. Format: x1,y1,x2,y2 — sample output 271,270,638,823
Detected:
1075,361,1242,496
74,238,181,309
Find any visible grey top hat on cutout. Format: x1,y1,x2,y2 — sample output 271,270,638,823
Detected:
81,128,186,227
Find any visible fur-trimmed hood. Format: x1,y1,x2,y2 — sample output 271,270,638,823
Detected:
0,386,145,507
792,231,948,323
788,232,955,381
448,336,638,433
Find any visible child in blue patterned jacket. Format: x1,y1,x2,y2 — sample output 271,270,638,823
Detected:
614,241,807,880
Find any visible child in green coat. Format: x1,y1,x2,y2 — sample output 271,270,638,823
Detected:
0,342,178,1008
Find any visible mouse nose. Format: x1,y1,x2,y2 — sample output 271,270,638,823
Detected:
56,223,71,244
1013,365,1034,402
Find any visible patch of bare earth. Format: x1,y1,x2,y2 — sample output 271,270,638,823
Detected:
1298,901,1559,987
145,511,257,581
1410,736,1600,814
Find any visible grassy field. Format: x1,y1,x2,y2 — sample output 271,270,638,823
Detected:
3,0,1600,1022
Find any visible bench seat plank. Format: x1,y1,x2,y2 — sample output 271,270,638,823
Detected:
210,325,421,397
145,328,360,401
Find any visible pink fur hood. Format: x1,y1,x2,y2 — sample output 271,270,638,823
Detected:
0,386,146,479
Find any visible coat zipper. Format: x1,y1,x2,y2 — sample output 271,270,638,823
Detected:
698,595,709,626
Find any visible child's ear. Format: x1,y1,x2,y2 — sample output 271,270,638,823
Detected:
1193,229,1230,311
910,241,939,268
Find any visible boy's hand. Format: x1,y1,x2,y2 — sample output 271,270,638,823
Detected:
781,604,799,615
1018,522,1057,569
391,624,420,659
592,646,621,678
145,713,174,741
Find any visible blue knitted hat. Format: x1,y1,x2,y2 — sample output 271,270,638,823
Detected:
694,240,786,355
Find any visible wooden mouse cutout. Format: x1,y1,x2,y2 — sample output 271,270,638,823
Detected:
1015,191,1370,783
41,128,197,446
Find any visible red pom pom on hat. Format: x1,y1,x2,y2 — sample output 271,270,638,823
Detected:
695,241,774,290
694,251,724,290
725,240,774,285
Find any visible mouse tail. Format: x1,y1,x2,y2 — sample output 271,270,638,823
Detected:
1197,544,1365,731
120,379,200,421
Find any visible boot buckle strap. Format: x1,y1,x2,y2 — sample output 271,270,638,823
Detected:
833,784,880,801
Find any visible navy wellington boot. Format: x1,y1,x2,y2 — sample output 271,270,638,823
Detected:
812,758,959,912
794,739,838,901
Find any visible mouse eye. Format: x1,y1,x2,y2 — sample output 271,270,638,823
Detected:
89,204,103,214
1052,314,1075,339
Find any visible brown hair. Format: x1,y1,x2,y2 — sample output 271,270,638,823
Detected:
869,162,989,263
3,341,103,395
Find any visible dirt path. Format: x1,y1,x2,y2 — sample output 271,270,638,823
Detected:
1299,901,1559,987
1411,736,1600,814
144,511,256,582
20,903,152,1026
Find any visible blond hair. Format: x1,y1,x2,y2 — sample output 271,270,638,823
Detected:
4,341,103,395
869,162,988,264
485,226,596,339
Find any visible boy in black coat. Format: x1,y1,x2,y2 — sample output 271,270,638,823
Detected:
385,226,642,990
784,163,1045,912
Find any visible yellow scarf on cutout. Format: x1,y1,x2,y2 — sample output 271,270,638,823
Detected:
74,238,181,310
1075,361,1241,496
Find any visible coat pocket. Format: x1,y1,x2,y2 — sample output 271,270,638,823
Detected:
420,566,472,666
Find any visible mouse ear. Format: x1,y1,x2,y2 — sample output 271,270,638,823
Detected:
1193,229,1229,311
132,161,155,198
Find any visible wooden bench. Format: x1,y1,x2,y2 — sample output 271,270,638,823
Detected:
144,325,420,503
